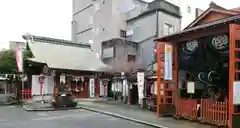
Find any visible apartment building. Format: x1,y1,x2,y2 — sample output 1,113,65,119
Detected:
125,0,181,69
72,0,201,71
72,0,127,55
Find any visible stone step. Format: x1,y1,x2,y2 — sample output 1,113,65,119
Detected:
0,94,16,104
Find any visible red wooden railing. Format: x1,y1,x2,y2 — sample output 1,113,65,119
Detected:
20,89,32,100
174,98,228,127
200,99,228,126
175,98,198,120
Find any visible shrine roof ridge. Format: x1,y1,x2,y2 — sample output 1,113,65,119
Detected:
156,14,240,42
22,34,91,48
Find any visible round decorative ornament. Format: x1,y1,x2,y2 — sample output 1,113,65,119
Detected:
212,35,228,50
185,40,199,52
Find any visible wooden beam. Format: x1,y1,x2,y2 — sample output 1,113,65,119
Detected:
167,24,229,43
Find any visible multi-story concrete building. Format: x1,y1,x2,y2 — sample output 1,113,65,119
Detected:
72,0,127,55
126,0,181,69
72,0,201,71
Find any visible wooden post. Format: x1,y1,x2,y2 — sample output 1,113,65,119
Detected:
229,24,235,128
156,42,164,116
229,24,240,128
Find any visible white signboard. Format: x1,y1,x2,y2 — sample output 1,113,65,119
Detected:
137,72,144,100
122,79,128,96
89,78,95,98
60,75,65,84
233,81,240,104
154,81,157,95
100,81,104,96
164,44,173,80
187,81,195,94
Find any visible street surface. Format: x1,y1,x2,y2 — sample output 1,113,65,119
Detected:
79,101,216,128
0,106,152,128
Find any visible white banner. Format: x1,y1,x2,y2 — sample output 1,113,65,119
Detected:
100,81,104,96
233,81,240,104
164,44,173,80
89,78,95,98
122,79,128,96
15,43,23,72
60,75,65,84
137,72,144,100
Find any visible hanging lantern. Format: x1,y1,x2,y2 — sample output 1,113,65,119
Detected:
43,65,49,75
38,74,45,84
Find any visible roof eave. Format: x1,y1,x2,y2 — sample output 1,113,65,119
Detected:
155,14,240,42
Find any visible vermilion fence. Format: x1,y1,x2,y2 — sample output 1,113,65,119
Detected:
20,89,32,100
175,98,198,120
175,98,228,127
200,99,228,126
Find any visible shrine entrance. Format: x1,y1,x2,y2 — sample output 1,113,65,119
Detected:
156,21,240,128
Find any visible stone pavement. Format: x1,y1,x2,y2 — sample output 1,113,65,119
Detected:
78,101,216,128
0,106,153,128
22,102,55,111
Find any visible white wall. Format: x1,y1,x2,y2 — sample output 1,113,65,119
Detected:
179,0,196,29
165,0,197,30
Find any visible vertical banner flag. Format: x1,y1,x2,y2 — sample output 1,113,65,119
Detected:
137,72,144,100
15,43,23,72
164,44,173,80
89,78,95,98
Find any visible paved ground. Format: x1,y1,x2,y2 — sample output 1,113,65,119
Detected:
78,101,217,128
0,106,153,128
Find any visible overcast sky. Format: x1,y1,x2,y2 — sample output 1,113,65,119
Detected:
0,0,239,49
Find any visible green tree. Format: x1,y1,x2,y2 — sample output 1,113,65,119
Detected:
0,44,33,74
0,49,17,73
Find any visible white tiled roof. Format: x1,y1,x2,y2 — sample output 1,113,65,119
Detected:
23,34,108,72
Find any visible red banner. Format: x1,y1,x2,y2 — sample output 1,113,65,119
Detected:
15,43,23,72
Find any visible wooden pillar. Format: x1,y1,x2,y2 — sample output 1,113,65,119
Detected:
95,75,100,98
173,44,179,104
156,41,178,117
229,24,240,128
54,72,60,97
156,42,164,116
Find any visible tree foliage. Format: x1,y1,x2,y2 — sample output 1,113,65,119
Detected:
0,44,33,74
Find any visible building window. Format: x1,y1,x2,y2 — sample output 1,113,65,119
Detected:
102,47,114,59
94,3,100,12
89,40,93,44
187,6,191,13
95,27,100,35
163,23,174,36
89,16,93,24
126,29,133,36
120,30,126,38
127,54,136,62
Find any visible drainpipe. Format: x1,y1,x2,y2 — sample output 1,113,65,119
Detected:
152,9,159,71
155,10,159,39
